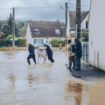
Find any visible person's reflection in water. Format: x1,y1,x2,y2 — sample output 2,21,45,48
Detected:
27,73,39,87
65,81,83,105
8,74,16,90
27,74,34,87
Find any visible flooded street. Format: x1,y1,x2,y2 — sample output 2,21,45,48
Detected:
0,50,105,105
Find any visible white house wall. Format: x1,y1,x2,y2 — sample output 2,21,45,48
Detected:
33,37,64,45
89,0,105,70
26,23,33,45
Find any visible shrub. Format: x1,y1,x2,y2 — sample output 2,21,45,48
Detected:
6,34,13,40
50,38,65,47
0,39,12,47
16,37,26,47
0,36,26,47
81,30,89,42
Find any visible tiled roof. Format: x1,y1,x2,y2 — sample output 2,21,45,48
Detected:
29,21,66,38
69,11,89,30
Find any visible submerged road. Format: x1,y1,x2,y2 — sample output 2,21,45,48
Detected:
0,50,105,105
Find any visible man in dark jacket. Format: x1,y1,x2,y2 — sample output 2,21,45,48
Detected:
75,38,82,70
44,44,55,63
27,43,36,65
71,43,76,69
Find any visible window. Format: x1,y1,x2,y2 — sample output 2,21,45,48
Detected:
55,29,61,35
40,39,44,44
86,21,88,29
34,29,40,34
34,39,37,44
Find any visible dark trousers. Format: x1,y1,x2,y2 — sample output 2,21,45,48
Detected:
69,56,75,69
27,54,36,65
72,56,75,69
75,56,81,70
48,54,55,63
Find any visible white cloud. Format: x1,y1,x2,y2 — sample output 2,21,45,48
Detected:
8,0,25,8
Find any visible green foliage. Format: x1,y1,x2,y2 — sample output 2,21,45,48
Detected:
50,39,61,47
8,13,12,34
16,37,26,47
15,24,20,36
0,22,2,31
2,14,21,37
2,25,10,36
0,14,25,38
15,22,25,37
6,34,13,40
0,36,26,47
81,30,89,42
0,39,12,47
50,38,65,47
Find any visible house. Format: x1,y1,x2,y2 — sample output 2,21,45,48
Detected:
89,0,105,70
69,11,89,36
26,21,65,45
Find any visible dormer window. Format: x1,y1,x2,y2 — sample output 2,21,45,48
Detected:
55,29,61,35
34,29,40,34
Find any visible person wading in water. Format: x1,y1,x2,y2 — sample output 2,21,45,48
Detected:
27,42,36,65
43,43,55,63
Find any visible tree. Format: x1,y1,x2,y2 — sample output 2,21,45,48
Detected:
2,25,9,36
7,13,19,36
1,14,25,37
81,30,89,42
8,13,13,34
0,22,2,31
15,24,19,36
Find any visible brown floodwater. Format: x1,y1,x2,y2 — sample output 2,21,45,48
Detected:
0,50,105,105
88,81,105,105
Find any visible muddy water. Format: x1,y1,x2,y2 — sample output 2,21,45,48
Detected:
0,50,105,105
88,81,105,105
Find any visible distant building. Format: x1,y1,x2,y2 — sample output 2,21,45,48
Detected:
69,11,89,36
89,0,105,70
26,21,65,45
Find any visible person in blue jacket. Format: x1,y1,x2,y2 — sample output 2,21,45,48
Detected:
75,38,82,70
27,43,36,65
43,44,55,63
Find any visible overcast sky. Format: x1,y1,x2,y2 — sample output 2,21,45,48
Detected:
0,0,90,21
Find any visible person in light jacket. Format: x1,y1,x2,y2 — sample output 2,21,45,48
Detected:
67,40,75,70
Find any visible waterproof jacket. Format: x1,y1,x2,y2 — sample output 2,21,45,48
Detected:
28,45,35,55
45,45,53,56
68,44,75,57
75,41,82,58
72,44,76,53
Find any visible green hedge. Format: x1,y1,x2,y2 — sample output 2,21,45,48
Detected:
0,39,12,47
50,38,65,47
0,36,26,47
16,37,26,47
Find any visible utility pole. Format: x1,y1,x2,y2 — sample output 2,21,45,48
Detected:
76,0,81,39
65,1,68,31
12,7,15,48
65,0,70,60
